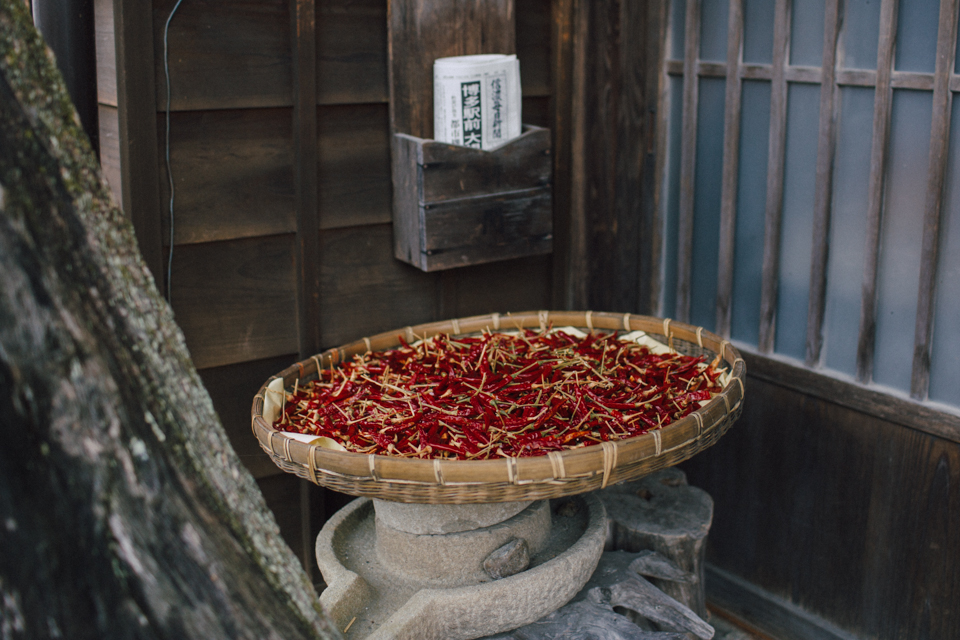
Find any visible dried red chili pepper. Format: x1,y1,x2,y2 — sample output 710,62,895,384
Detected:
276,328,727,460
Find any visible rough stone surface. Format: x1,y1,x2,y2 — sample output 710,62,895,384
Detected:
316,494,607,639
375,500,550,587
483,538,531,580
373,499,531,534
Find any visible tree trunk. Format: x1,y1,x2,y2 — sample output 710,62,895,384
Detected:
0,3,340,638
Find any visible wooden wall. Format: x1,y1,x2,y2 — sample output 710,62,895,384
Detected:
97,0,556,481
681,358,960,640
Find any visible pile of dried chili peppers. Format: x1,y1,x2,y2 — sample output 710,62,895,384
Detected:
275,329,727,460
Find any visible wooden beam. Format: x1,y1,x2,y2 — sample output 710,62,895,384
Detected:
642,0,669,316
715,0,743,338
550,0,576,310
856,0,898,383
113,0,163,286
291,0,321,357
757,0,790,353
911,0,960,399
675,0,701,323
805,0,841,366
567,0,589,308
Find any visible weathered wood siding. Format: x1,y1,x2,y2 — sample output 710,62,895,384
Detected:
97,0,555,479
682,366,960,639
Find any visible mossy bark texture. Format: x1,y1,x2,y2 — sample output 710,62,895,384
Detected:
0,3,340,638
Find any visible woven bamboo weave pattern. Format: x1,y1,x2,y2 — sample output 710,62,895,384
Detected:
251,311,745,503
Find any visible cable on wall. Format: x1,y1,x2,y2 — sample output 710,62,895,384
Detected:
163,0,185,303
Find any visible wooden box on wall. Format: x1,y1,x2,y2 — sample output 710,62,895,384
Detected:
391,125,553,271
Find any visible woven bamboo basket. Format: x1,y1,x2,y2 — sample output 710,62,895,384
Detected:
251,311,745,503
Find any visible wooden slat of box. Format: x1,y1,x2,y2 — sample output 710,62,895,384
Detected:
392,125,553,271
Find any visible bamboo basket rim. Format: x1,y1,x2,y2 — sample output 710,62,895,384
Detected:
251,311,745,503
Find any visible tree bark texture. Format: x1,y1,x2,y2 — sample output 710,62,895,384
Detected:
0,3,340,638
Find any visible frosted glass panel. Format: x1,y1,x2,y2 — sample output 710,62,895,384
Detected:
774,83,820,359
790,0,825,67
662,76,685,317
894,0,939,73
823,87,874,375
743,0,774,65
690,78,726,332
872,90,931,392
700,0,729,62
841,0,881,70
731,80,770,346
929,98,960,403
670,0,687,60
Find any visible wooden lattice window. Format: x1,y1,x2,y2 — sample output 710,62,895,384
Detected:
656,0,960,411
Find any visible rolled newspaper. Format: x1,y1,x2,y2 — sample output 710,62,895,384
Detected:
433,54,522,150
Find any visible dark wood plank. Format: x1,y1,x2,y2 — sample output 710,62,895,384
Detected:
391,134,424,265
566,0,590,308
550,0,576,309
159,108,296,246
152,0,292,111
856,0,898,382
93,0,116,107
418,126,551,202
113,0,164,286
421,188,552,257
388,0,516,138
318,103,392,230
291,0,321,357
715,0,744,338
911,0,959,399
676,0,701,323
442,255,552,319
521,95,551,128
170,235,299,370
682,375,960,639
97,103,122,205
805,0,842,366
607,0,647,314
516,0,552,97
317,0,388,105
319,224,438,347
647,0,670,316
198,354,298,479
757,0,790,354
706,565,872,640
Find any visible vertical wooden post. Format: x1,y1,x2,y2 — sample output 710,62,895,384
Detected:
911,0,959,399
551,0,577,310
856,0,899,383
757,0,790,354
112,0,162,285
805,0,842,367
676,0,701,324
715,0,744,338
291,0,321,358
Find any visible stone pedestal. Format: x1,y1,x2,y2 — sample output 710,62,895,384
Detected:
316,494,607,640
